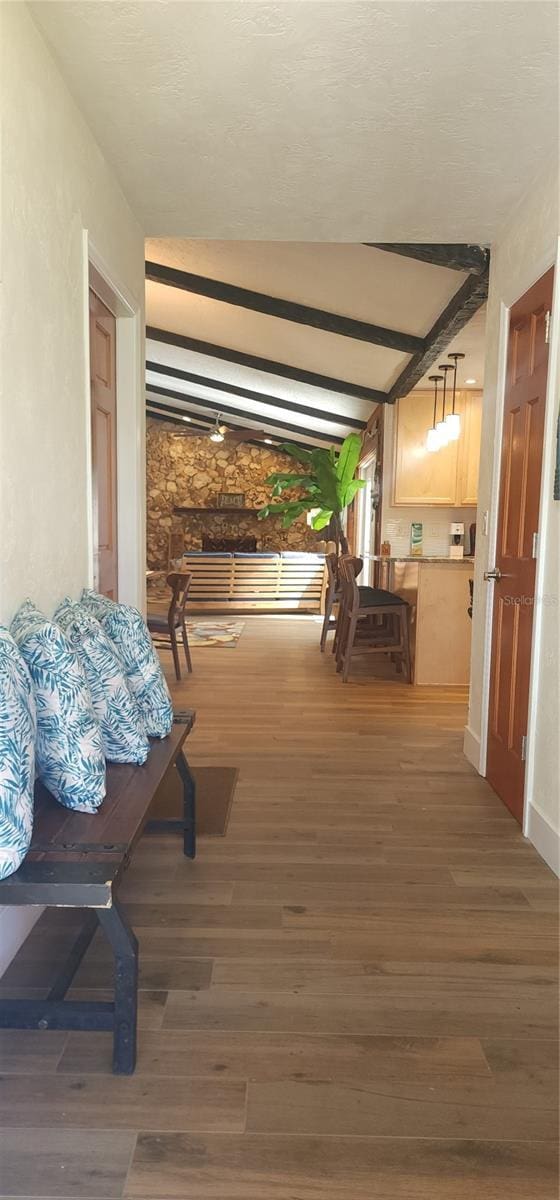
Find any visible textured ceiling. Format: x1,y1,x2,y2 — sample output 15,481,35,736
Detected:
30,1,558,241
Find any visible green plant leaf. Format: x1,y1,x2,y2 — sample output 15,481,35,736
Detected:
311,508,334,530
342,477,367,506
311,449,340,513
335,433,363,489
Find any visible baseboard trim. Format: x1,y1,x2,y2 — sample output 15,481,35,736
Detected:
526,804,560,877
463,724,482,773
0,906,43,977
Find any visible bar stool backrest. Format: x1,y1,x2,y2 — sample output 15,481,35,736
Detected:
325,552,339,595
166,571,192,627
338,555,362,615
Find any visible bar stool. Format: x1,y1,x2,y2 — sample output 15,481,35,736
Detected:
336,556,411,684
319,553,340,652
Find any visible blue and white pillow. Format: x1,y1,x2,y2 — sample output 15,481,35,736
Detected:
0,628,36,879
10,601,105,813
54,599,150,765
81,590,173,739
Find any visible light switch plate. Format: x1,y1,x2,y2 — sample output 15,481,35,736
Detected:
482,511,489,535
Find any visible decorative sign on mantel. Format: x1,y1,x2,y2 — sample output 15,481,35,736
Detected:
216,492,245,508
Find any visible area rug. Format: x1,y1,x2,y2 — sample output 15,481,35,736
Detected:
186,620,245,647
150,765,238,836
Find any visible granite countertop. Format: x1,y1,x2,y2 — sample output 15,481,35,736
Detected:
364,555,474,563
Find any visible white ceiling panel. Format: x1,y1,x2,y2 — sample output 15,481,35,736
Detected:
146,280,410,391
145,240,465,334
146,370,356,439
145,338,376,422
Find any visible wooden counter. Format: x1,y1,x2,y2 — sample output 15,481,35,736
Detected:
365,557,473,686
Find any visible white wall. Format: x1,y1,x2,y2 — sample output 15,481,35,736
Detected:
0,4,145,970
465,164,560,874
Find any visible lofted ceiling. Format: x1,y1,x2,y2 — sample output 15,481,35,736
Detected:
145,240,488,448
30,1,558,242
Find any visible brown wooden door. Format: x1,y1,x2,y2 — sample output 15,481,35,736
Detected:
486,267,554,823
89,290,118,599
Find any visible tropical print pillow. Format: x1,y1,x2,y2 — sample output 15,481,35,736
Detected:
81,589,173,739
54,599,149,765
10,601,105,813
0,628,36,879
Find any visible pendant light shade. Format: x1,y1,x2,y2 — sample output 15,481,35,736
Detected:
446,411,461,441
426,374,444,451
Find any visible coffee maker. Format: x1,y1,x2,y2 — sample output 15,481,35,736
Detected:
449,522,465,559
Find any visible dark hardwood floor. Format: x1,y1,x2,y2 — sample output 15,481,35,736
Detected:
1,616,558,1198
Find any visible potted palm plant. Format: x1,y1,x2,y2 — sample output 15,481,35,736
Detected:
257,433,366,554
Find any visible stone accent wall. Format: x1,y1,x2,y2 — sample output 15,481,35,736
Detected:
146,418,318,569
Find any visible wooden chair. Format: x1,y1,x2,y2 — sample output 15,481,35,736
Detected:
336,555,411,684
320,553,341,652
147,571,193,681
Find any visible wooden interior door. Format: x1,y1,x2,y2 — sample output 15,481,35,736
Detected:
89,290,118,599
486,267,554,823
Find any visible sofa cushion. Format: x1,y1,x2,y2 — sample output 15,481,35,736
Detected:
0,628,36,880
81,590,173,739
55,599,149,765
10,601,105,813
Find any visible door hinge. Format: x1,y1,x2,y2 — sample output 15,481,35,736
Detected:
521,734,527,762
532,531,539,559
545,310,551,344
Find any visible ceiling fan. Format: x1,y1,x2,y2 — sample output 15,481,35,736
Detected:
171,412,272,446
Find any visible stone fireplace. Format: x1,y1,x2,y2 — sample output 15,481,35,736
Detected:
146,418,317,570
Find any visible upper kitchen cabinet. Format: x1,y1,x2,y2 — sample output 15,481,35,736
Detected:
456,391,483,506
393,390,482,507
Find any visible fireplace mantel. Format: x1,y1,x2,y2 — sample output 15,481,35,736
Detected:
174,505,262,516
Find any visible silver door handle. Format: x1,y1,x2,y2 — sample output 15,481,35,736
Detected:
484,568,502,582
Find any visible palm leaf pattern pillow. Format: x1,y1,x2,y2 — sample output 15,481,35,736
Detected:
10,601,105,813
0,628,36,879
81,590,173,739
54,599,149,765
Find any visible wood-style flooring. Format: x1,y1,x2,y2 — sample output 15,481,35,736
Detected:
1,616,558,1198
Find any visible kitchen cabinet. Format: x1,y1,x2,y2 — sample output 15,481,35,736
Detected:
393,389,482,507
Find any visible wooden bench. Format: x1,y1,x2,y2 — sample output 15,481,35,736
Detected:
0,712,196,1075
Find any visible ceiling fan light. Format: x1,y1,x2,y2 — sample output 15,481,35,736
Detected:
209,429,225,443
426,427,440,452
445,412,461,441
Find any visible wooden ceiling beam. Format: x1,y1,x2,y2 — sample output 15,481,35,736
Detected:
145,260,423,356
388,268,489,403
146,358,365,430
147,325,389,404
366,243,489,276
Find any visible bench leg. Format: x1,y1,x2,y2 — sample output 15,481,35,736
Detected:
176,750,196,859
97,902,138,1075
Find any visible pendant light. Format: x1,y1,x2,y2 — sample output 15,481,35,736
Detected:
438,363,454,446
446,352,465,440
435,366,450,447
426,374,444,451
